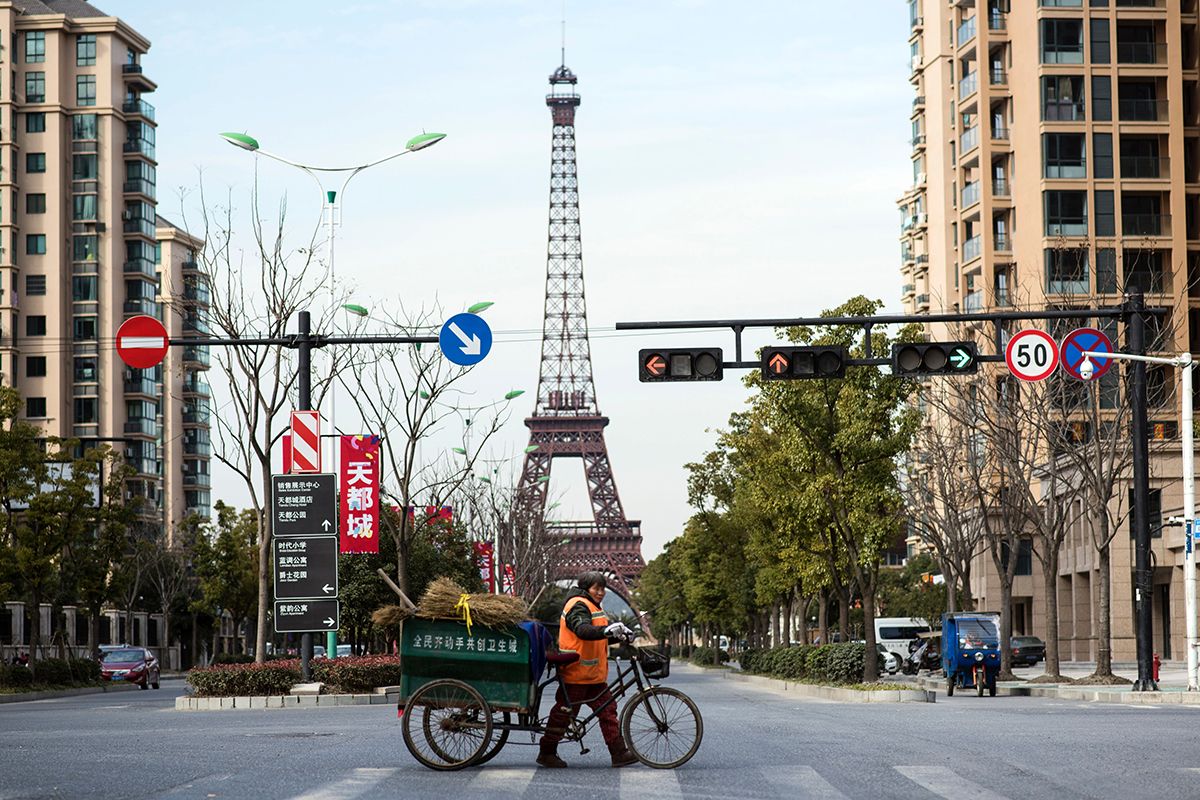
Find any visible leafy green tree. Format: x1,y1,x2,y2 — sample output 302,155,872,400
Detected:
876,552,951,624
635,543,690,644
193,501,258,654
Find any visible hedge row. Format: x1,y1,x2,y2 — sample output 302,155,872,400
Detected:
688,646,731,666
0,657,102,689
187,656,404,697
738,642,866,685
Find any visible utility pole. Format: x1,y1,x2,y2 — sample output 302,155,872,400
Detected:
296,311,314,681
1127,289,1157,691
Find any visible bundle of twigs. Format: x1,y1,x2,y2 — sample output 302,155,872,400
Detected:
417,576,528,628
371,605,412,627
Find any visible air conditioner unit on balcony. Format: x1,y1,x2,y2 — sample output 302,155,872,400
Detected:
916,172,926,185
911,55,923,70
917,213,928,224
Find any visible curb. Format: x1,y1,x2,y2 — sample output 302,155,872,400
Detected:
914,675,1200,704
695,665,934,703
0,683,141,705
175,690,401,711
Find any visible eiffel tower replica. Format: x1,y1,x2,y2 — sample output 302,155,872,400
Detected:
515,59,645,604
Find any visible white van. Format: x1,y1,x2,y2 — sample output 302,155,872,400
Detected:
874,617,933,660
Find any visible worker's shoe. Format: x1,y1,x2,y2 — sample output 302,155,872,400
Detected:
609,743,638,768
536,749,568,768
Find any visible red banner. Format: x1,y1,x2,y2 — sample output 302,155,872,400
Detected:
474,541,495,592
501,563,515,595
340,435,381,554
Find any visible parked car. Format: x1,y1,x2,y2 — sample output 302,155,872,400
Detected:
100,647,159,689
313,645,327,658
876,644,901,674
336,644,352,658
1011,636,1046,666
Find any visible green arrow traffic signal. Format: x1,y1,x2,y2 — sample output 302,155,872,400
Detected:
891,342,978,376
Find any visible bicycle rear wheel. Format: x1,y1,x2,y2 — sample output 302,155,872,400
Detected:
620,686,703,769
402,679,493,771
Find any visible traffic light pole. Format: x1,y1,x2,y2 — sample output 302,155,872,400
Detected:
619,293,1165,691
167,310,437,680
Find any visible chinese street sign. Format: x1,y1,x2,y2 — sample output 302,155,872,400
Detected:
270,474,337,537
273,599,340,634
273,536,339,600
339,434,381,554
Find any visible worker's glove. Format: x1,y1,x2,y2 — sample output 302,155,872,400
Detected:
604,622,635,642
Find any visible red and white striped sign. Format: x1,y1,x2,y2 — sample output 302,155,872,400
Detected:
289,411,321,473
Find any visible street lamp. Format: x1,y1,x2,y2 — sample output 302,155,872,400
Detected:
1080,349,1196,690
220,128,445,660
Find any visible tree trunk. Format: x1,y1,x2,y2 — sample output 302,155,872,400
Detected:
28,594,42,663
160,605,171,668
818,589,829,646
999,574,1015,678
960,561,974,611
862,578,879,682
397,533,412,596
944,562,958,614
87,606,100,657
837,585,850,641
770,602,780,648
255,484,270,664
782,595,792,647
1095,543,1113,676
191,612,199,670
1042,545,1062,677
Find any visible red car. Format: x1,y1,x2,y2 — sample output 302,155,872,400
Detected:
100,647,160,689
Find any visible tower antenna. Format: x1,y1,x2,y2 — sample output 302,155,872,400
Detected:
561,0,566,65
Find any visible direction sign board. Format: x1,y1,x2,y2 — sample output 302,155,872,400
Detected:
273,599,340,634
271,474,337,537
116,315,169,369
273,535,338,600
1060,327,1114,381
1005,329,1059,382
439,312,493,367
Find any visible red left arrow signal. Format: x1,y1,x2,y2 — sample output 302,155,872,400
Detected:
645,355,666,376
768,352,789,375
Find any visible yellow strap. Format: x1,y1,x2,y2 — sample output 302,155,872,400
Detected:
454,593,473,636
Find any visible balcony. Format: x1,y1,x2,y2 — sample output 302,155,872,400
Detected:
123,298,156,316
183,283,211,305
912,95,926,111
182,379,211,398
1115,0,1166,8
989,67,1007,86
183,440,212,457
1117,42,1168,64
962,235,982,262
901,283,916,297
1047,218,1089,237
181,259,200,272
1047,277,1089,295
1122,213,1170,236
182,407,211,425
123,259,156,277
916,293,931,308
123,139,156,159
1120,155,1169,178
957,16,976,47
1119,98,1168,122
959,72,978,101
124,418,158,437
962,180,981,208
994,232,1011,251
991,126,1010,141
964,292,983,312
988,12,1007,31
121,99,155,121
124,377,158,396
960,125,979,154
182,471,211,488
183,346,211,367
122,178,156,198
121,63,143,75
993,177,1011,197
911,134,926,149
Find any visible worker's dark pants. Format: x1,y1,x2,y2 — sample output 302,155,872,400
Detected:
539,682,622,750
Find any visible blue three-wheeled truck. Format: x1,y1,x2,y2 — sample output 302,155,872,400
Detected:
941,612,1002,697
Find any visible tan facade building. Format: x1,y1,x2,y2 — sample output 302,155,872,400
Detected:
1,1,210,537
900,0,1199,660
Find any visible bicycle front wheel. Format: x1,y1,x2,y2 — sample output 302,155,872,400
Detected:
620,686,703,769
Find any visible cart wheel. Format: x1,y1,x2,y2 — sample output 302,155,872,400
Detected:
472,711,511,766
946,674,954,696
620,686,703,769
976,675,985,697
402,679,493,771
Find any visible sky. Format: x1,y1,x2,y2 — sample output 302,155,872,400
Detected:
109,0,912,560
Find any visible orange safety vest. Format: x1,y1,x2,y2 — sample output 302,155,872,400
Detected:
558,595,609,684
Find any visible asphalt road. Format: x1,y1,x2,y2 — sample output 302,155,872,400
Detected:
2,668,1199,800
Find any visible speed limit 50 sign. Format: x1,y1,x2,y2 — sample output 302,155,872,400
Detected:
1005,329,1059,382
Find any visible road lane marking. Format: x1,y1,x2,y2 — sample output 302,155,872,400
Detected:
895,766,1010,800
468,767,536,795
766,766,849,799
621,767,683,799
285,768,397,800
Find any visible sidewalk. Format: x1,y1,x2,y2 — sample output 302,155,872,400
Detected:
914,660,1200,705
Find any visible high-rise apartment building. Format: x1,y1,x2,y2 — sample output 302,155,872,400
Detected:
900,0,1199,660
2,1,210,536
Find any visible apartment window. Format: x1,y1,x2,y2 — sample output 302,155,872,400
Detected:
72,154,97,180
72,114,97,140
74,357,97,382
1121,136,1161,178
72,194,97,221
1043,76,1085,120
1045,248,1090,294
1000,539,1034,576
26,397,46,418
25,356,46,377
72,275,97,301
73,397,97,424
77,34,96,66
1092,76,1112,121
1125,249,1164,293
72,235,97,262
24,72,44,103
1093,133,1114,178
25,234,46,255
1123,193,1163,236
1044,133,1087,178
26,315,46,336
24,112,44,133
1090,19,1110,63
25,274,45,295
73,316,97,342
1041,19,1084,64
1044,191,1088,236
25,153,45,173
25,193,45,214
23,32,44,63
75,75,96,107
1096,248,1118,293
1119,80,1158,121
1117,22,1158,64
1094,190,1115,236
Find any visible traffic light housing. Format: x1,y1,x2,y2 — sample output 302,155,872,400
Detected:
891,341,978,376
761,346,847,380
639,348,723,382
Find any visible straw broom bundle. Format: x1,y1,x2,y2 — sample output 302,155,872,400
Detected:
371,605,412,627
417,576,528,628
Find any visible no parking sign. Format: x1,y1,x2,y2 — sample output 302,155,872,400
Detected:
1060,328,1114,381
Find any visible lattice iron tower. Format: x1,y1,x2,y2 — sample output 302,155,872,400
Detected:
516,61,645,601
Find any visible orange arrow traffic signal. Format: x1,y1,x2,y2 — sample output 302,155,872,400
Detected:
645,354,666,377
768,352,789,374
638,348,723,382
761,347,847,380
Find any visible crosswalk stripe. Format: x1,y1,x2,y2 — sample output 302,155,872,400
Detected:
468,767,537,795
285,768,398,800
621,767,684,800
895,766,1010,800
766,765,849,799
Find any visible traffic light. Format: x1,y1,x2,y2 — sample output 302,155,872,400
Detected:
890,341,978,376
639,348,723,382
761,347,847,380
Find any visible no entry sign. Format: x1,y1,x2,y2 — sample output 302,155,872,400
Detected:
1005,329,1059,382
1060,327,1114,381
116,315,169,369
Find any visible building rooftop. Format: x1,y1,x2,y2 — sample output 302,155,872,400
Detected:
12,0,109,18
